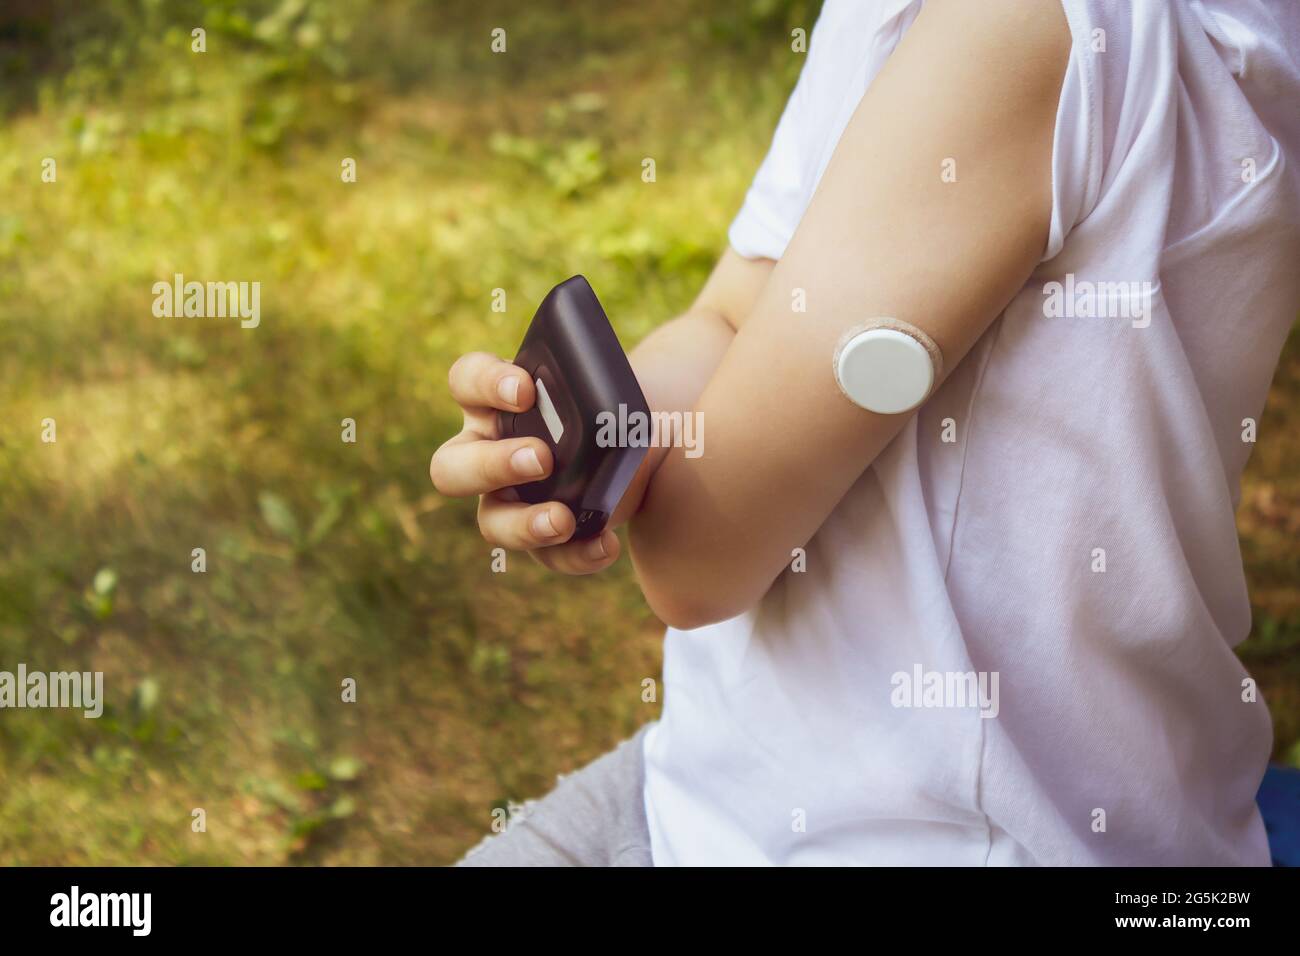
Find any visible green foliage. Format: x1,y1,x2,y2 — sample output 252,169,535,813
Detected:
489,132,608,197
0,0,1294,866
0,0,796,865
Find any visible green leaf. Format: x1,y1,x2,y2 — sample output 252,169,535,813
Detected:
306,496,343,546
92,568,118,596
135,677,160,713
290,814,325,838
295,770,328,791
258,491,300,542
328,755,362,782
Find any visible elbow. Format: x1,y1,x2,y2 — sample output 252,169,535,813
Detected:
644,588,740,632
630,544,760,631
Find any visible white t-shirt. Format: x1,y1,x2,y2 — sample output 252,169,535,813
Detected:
643,0,1300,865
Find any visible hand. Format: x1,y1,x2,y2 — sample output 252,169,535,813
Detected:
429,351,621,574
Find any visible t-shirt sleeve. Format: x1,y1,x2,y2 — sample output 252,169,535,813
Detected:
725,28,827,262
725,0,925,261
730,0,1155,265
1044,0,1182,262
1042,0,1108,261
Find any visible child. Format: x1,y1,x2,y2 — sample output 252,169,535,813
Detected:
433,0,1300,865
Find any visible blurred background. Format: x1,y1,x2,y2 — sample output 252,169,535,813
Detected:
0,0,1296,865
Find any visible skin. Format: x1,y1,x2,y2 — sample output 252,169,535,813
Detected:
430,0,1071,629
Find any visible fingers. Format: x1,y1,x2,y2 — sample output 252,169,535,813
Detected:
448,352,536,416
429,434,553,498
477,495,620,574
477,495,577,550
529,529,621,575
437,351,620,576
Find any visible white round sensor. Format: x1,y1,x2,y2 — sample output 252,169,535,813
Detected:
835,326,935,414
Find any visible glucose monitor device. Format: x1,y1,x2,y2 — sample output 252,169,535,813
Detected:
498,276,651,540
834,318,942,414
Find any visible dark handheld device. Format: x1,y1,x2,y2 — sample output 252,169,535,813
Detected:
498,276,650,540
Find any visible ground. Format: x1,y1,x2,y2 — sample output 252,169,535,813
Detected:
0,0,1295,865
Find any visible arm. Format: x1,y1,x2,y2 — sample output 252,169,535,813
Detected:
607,250,772,528
627,0,1071,628
429,250,770,575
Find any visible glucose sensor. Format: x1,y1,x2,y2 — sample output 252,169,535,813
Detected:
834,319,942,415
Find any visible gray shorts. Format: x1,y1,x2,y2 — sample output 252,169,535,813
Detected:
456,722,655,867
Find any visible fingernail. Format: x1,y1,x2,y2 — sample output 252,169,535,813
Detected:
531,509,558,538
511,446,544,477
498,375,520,406
586,534,608,560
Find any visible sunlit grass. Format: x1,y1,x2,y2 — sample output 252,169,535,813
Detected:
0,0,1295,864
0,0,813,864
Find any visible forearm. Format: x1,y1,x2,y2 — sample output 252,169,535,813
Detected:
608,306,735,527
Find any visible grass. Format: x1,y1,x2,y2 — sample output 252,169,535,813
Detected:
0,0,1296,864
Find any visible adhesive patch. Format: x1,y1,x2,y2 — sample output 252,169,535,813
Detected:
834,319,942,415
